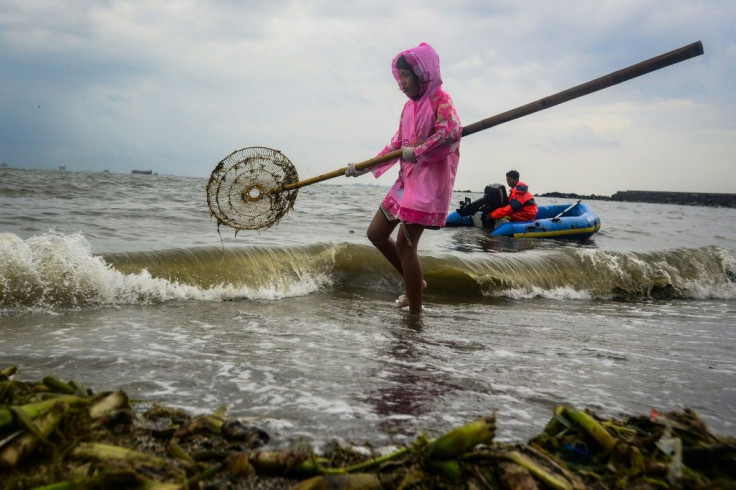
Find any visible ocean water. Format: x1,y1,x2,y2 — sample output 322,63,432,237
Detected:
1,168,735,449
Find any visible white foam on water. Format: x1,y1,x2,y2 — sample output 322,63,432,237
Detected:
0,231,332,312
143,380,180,397
499,286,594,300
293,393,369,419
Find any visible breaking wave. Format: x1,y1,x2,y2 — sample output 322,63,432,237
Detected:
2,231,735,312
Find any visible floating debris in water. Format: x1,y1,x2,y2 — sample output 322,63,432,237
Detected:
1,365,734,489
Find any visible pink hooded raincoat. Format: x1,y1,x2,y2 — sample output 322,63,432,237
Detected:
371,43,462,227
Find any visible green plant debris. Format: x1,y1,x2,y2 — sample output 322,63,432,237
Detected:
1,366,734,489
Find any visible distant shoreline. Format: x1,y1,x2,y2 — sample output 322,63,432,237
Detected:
539,190,736,208
452,188,736,208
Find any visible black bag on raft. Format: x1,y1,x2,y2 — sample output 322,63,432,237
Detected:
456,184,508,218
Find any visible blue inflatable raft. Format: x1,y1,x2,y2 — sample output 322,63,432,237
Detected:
445,200,601,240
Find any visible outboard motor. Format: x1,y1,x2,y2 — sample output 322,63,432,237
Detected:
456,183,508,218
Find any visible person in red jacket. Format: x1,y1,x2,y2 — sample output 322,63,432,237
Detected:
489,170,538,223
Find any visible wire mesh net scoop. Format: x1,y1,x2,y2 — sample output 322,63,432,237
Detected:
206,147,299,231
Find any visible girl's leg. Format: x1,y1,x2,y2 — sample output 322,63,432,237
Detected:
396,223,425,315
366,209,402,274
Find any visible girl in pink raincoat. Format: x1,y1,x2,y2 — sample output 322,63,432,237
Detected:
346,43,462,315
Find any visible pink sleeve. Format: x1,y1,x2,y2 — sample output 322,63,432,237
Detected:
413,93,462,163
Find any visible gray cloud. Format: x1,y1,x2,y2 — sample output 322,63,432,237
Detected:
1,0,734,194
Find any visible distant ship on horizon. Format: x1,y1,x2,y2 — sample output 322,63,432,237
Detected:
59,164,66,171
131,169,153,175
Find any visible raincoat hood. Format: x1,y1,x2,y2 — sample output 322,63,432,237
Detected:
371,42,462,228
391,43,443,100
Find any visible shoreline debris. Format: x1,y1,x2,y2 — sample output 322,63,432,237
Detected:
1,366,734,489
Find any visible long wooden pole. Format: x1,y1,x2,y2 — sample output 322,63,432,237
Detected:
280,41,703,192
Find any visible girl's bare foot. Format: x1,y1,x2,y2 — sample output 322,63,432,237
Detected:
395,280,427,308
395,294,409,308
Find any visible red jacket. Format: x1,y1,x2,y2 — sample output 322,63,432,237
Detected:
490,181,538,221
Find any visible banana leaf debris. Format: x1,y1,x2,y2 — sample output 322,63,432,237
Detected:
1,366,734,489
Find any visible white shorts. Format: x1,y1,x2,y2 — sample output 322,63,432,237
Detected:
379,204,399,222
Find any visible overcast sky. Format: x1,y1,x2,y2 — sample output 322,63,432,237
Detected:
1,1,734,195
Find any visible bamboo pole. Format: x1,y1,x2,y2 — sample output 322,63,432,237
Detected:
42,376,76,394
1,366,18,379
71,442,169,467
0,403,66,468
342,446,411,473
559,406,617,452
461,41,704,137
0,395,89,433
426,415,496,460
89,390,130,418
279,41,703,192
504,451,573,490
